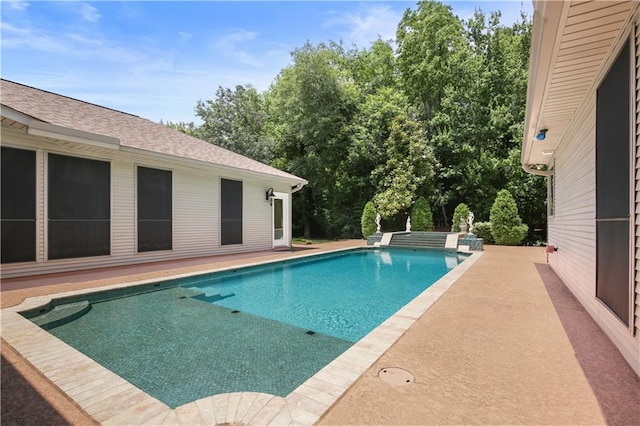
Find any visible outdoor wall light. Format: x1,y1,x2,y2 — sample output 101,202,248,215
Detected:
535,129,548,141
266,188,275,205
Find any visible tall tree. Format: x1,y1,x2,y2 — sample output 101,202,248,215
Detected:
195,85,273,164
266,42,359,238
396,0,466,123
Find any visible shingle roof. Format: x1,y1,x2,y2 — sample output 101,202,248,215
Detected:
0,79,305,183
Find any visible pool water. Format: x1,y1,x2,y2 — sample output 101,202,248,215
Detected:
33,248,466,408
185,248,463,342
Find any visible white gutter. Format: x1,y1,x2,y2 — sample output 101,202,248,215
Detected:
27,121,121,150
522,164,548,177
291,182,306,193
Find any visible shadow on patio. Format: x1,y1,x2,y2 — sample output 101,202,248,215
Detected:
536,263,640,425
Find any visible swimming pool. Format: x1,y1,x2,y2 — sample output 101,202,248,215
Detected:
19,247,470,411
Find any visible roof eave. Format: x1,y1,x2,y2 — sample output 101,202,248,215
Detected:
521,0,566,175
119,145,308,187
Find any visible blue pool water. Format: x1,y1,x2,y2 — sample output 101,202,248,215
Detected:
184,248,464,342
28,248,466,408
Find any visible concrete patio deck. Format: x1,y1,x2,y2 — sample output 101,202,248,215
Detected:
2,242,639,425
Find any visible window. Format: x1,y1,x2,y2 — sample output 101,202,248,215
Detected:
137,166,172,252
48,153,110,259
221,178,242,245
1,147,36,263
595,40,630,326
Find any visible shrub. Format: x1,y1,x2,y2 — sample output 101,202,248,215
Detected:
361,201,377,238
490,189,528,245
473,221,493,244
451,203,470,232
412,197,434,231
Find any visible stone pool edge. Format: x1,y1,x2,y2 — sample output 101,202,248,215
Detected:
1,249,483,425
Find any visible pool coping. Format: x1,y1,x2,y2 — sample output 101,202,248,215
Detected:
1,248,483,425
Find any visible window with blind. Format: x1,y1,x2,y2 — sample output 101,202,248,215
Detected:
48,153,110,259
221,178,242,245
1,147,36,263
595,40,630,326
137,166,172,252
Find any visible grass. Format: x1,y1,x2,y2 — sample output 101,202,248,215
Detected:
292,238,334,245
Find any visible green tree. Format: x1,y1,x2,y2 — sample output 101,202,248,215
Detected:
196,85,273,164
396,0,466,123
163,120,200,137
490,189,528,245
372,114,435,219
452,203,470,232
412,197,434,231
361,201,377,238
396,2,538,230
265,42,359,238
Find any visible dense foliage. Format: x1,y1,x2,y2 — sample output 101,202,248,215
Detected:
473,221,493,244
412,197,434,231
168,0,546,244
490,189,528,245
361,201,377,238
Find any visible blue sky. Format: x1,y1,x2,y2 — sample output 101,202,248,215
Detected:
1,1,532,124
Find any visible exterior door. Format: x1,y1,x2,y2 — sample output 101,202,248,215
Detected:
272,192,289,248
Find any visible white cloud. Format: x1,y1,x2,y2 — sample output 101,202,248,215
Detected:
4,0,29,12
323,5,403,48
51,1,101,23
77,2,101,23
0,21,67,52
177,31,192,43
213,30,263,67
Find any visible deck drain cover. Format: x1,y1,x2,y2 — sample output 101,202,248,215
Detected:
378,367,415,385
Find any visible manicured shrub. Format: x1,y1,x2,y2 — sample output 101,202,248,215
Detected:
451,203,470,232
473,221,493,244
412,197,434,231
490,189,528,245
361,201,377,238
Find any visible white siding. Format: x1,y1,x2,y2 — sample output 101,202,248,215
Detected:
549,98,596,298
173,168,218,253
112,159,135,257
0,125,292,278
549,20,640,375
634,18,640,337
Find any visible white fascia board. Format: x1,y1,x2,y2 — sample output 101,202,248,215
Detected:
1,105,33,125
521,0,567,171
119,144,308,187
27,120,121,150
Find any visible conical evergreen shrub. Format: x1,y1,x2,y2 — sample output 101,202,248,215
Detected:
412,197,433,231
489,189,528,245
361,201,377,238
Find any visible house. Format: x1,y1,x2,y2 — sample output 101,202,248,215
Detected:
522,1,639,375
0,79,307,279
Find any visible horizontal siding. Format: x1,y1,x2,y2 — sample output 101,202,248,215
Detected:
243,182,274,252
173,169,218,253
0,125,293,278
549,19,639,375
635,18,640,338
112,159,135,256
549,96,596,303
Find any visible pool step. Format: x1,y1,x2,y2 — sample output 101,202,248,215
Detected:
388,232,448,249
31,301,91,330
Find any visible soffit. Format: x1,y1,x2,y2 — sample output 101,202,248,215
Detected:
523,0,636,169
